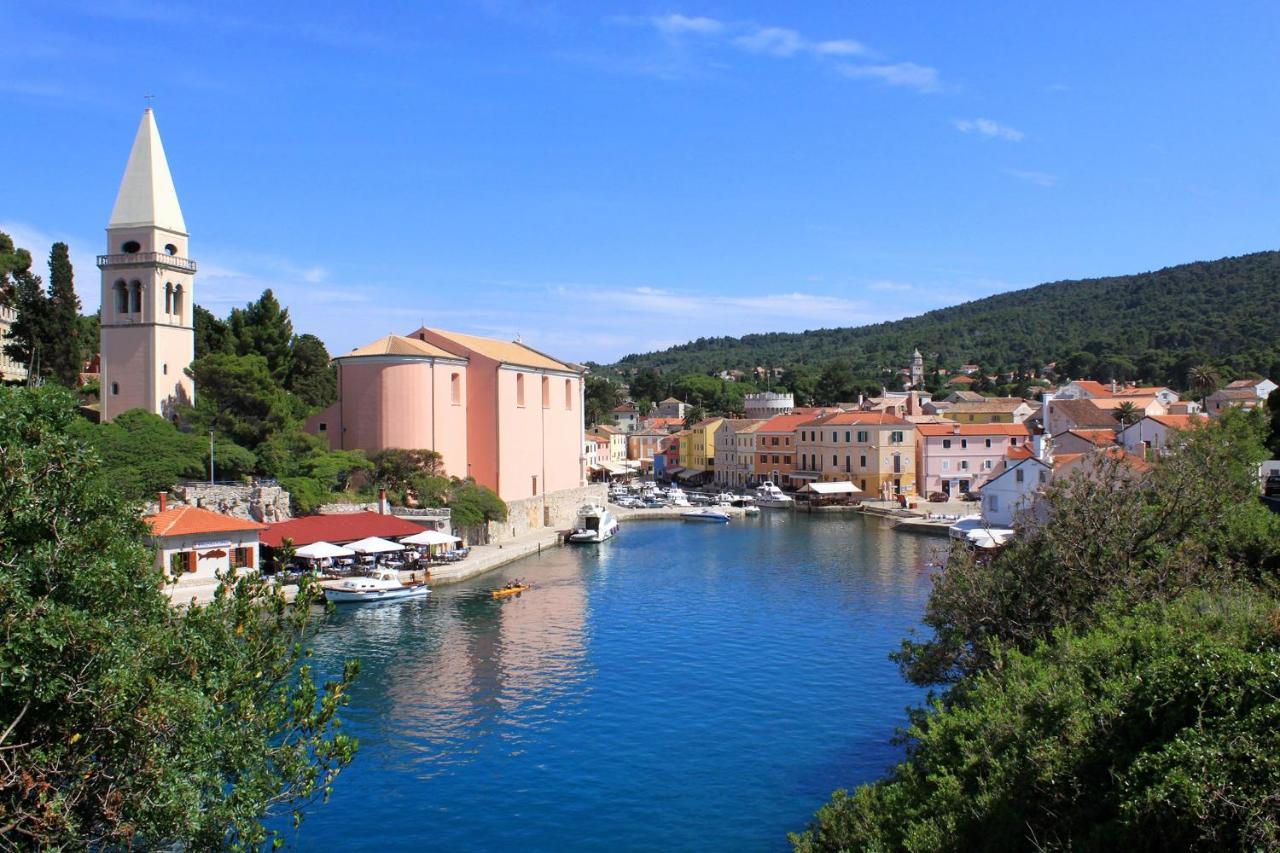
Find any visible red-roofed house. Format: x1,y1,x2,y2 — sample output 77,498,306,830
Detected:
915,421,1035,496
1052,428,1119,454
793,411,916,497
145,501,266,587
756,411,832,488
1118,413,1209,458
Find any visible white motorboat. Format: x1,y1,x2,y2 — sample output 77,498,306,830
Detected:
947,515,985,541
666,485,692,507
947,515,1014,549
742,504,761,516
567,504,620,543
753,481,795,508
712,492,736,506
324,567,429,604
681,508,730,523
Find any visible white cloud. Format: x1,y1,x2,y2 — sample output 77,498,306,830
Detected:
953,117,1023,142
651,13,723,36
812,39,867,57
839,62,941,93
867,280,914,292
1003,168,1059,187
733,26,805,57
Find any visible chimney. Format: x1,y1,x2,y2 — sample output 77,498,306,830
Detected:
158,491,167,513
906,391,918,416
1110,379,1117,394
1032,433,1048,460
378,488,388,515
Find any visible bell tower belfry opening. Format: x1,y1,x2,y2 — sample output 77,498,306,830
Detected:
98,108,196,422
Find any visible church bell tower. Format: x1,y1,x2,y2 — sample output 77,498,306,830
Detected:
98,108,196,422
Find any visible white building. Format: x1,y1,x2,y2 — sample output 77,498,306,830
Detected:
0,305,29,383
99,108,196,422
653,397,689,419
979,455,1051,527
1118,414,1208,459
145,502,265,594
743,392,793,419
714,419,764,487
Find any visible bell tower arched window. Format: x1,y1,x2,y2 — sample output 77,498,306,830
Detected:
129,280,142,314
165,282,173,315
114,280,128,314
173,284,184,319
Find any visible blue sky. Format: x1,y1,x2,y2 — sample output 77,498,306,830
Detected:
4,1,1279,364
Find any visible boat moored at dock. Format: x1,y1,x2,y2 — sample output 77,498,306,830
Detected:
323,568,430,603
681,508,731,523
568,504,620,543
752,481,795,509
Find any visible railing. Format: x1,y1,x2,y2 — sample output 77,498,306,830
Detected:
97,252,198,273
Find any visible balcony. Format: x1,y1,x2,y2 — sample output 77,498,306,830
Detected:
97,252,198,273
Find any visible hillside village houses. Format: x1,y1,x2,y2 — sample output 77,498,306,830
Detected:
1205,378,1278,416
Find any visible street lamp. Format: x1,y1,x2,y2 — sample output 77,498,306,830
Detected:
209,430,215,484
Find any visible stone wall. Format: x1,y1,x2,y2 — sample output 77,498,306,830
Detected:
484,483,607,544
145,481,293,523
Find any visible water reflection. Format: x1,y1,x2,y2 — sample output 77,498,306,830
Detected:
293,513,936,852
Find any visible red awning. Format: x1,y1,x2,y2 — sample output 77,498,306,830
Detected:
260,511,429,548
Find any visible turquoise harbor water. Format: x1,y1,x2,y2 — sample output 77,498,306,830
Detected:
284,513,939,851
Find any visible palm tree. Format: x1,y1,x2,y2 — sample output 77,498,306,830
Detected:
1113,400,1140,426
1188,364,1220,405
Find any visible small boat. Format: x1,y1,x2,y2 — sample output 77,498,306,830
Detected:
666,486,692,507
946,515,985,541
567,504,620,543
492,582,531,599
742,504,761,516
324,567,429,604
681,508,730,523
753,481,795,509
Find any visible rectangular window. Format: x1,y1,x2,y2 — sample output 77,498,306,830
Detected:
772,437,779,446
230,547,254,569
832,454,838,466
960,439,968,449
516,374,526,407
857,431,868,443
169,551,195,575
318,422,327,432
531,475,539,494
890,431,905,443
845,431,851,443
942,439,951,449
985,438,992,448
960,461,969,470
1015,468,1024,483
1011,437,1019,445
942,460,950,471
859,454,867,468
784,455,791,464
451,372,462,405
988,495,1000,512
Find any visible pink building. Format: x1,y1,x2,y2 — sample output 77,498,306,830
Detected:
306,329,585,504
916,421,1035,497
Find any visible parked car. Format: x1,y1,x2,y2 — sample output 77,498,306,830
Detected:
1265,474,1280,497
959,491,980,502
927,492,949,503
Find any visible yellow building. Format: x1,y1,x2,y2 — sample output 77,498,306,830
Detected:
684,417,724,473
793,411,918,498
937,398,1035,424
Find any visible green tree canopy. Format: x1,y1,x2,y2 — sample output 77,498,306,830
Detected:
584,374,622,426
286,333,337,409
0,385,357,848
228,289,294,385
43,243,82,387
184,352,300,450
194,304,232,358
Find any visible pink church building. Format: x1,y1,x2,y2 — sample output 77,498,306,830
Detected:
307,328,586,503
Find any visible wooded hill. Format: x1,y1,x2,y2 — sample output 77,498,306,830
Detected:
611,250,1280,388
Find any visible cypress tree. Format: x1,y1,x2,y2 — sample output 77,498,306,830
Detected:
44,242,82,387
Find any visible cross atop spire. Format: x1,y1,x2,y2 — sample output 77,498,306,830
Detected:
109,108,186,234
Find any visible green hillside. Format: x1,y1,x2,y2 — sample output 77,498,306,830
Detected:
611,251,1280,389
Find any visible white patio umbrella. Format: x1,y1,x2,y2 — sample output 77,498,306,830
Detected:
294,541,355,560
345,536,406,554
400,529,462,547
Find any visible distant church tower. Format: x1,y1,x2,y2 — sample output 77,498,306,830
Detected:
98,108,196,422
910,348,925,388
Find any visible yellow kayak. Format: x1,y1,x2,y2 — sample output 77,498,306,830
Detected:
491,584,530,599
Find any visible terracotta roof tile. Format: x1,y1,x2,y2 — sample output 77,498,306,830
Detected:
416,327,576,372
341,334,458,360
145,506,267,538
916,422,1034,437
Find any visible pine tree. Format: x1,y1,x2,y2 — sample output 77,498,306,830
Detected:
228,289,294,384
44,243,82,387
4,261,48,380
286,333,337,408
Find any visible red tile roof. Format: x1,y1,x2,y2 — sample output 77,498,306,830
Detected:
1063,428,1119,447
1006,445,1035,459
916,422,1034,437
260,511,429,549
759,412,832,433
1070,380,1113,397
145,506,267,538
798,411,912,428
947,375,976,384
1145,414,1209,430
